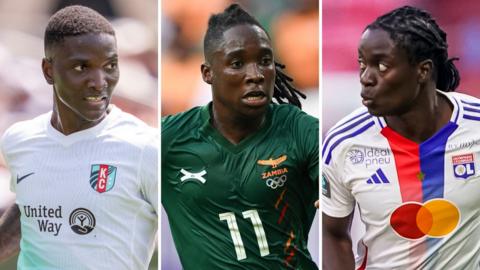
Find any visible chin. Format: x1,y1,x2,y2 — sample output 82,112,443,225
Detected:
365,107,383,117
241,105,269,118
79,111,107,122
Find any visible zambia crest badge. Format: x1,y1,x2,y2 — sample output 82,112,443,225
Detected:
90,164,117,193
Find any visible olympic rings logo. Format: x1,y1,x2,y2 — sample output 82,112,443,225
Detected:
266,175,287,189
389,199,460,240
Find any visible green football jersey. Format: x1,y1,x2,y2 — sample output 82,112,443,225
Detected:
162,103,319,270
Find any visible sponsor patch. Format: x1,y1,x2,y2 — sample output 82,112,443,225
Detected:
322,174,331,198
452,153,475,179
69,208,96,235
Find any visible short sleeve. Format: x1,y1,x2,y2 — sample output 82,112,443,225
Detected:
1,127,16,193
295,111,319,182
322,150,355,218
139,131,159,215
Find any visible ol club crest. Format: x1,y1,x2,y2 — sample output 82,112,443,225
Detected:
452,153,475,179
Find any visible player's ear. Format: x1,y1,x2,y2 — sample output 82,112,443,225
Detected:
201,63,213,85
417,59,433,84
42,58,54,85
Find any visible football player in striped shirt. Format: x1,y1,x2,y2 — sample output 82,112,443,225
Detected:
322,6,480,269
162,4,319,269
0,6,157,269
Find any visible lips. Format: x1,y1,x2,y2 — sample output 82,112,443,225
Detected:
361,93,374,107
83,95,108,109
242,90,268,107
84,96,105,102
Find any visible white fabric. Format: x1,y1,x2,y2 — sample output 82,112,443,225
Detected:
1,105,158,270
323,91,480,269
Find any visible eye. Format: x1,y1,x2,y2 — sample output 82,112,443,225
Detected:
358,60,366,71
231,60,243,69
379,63,388,72
260,56,272,66
73,65,86,72
105,62,118,71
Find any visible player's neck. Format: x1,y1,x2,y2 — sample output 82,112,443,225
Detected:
51,99,107,135
385,88,453,143
210,104,266,145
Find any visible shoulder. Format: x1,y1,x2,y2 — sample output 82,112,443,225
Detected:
270,103,318,126
322,106,377,165
104,106,158,149
161,106,205,139
445,91,480,104
445,91,480,124
1,112,50,155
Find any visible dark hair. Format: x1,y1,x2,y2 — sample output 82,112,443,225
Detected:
44,5,115,54
204,4,305,108
366,5,460,92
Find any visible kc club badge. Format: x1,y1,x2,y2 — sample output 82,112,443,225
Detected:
90,164,116,193
452,154,475,179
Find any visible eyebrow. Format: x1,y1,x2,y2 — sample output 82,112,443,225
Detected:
358,49,394,60
66,53,119,62
224,47,273,57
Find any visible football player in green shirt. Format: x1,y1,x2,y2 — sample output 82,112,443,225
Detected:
162,4,319,269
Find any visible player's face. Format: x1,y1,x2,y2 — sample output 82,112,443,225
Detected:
44,33,119,124
358,28,421,116
207,24,275,118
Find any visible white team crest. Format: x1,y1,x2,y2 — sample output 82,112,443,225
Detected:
180,169,207,183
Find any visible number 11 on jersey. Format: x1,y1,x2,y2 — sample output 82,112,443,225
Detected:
219,209,270,260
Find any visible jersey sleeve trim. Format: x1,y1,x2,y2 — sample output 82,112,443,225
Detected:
323,119,375,165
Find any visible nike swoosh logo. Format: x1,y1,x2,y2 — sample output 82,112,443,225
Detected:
17,172,35,184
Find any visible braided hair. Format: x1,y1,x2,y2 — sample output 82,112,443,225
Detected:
366,6,460,92
203,4,305,108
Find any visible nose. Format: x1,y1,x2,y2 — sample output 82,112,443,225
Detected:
359,66,376,87
87,69,108,91
245,63,264,84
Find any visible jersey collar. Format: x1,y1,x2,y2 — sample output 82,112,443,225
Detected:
199,102,273,154
46,105,119,146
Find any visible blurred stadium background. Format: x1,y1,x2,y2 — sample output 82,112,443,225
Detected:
323,0,480,258
161,0,319,269
0,0,157,269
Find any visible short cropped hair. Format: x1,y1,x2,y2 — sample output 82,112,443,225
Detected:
44,5,115,53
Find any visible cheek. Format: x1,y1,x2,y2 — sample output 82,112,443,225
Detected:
218,71,244,88
264,68,275,86
380,71,417,99
107,74,119,89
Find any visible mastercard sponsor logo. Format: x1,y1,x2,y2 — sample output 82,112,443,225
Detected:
390,199,460,240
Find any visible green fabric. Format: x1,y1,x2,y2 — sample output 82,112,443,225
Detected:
162,103,318,270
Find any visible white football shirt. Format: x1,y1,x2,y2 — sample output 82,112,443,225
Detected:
323,91,480,269
1,105,158,270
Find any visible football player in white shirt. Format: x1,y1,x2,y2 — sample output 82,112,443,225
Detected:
0,5,157,270
322,6,480,270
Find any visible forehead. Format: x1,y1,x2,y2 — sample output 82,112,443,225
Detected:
358,28,397,58
216,24,272,55
48,33,117,60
